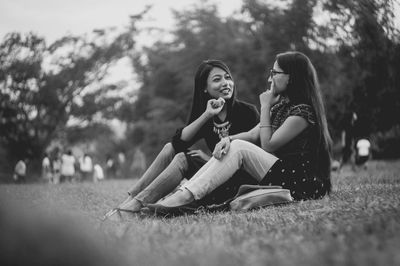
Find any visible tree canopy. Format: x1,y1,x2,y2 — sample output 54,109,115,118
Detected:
0,16,140,171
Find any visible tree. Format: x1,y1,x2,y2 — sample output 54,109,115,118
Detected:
0,33,48,164
0,19,139,174
322,0,400,139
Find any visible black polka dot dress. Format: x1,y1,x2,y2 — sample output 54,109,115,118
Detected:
259,98,330,200
260,155,328,200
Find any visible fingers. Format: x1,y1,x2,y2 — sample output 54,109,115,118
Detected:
209,99,219,108
188,150,203,158
212,149,221,159
213,143,223,155
221,138,230,154
209,98,225,109
219,148,227,158
187,150,198,156
212,147,227,160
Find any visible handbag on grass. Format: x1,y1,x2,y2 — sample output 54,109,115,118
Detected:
229,185,293,211
205,185,293,212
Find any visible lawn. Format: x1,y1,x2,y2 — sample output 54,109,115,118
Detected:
1,160,400,266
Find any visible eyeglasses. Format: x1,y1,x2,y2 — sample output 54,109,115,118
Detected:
269,69,287,77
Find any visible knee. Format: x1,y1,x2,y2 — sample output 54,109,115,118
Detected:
172,152,187,163
160,142,175,156
219,140,246,162
172,152,188,170
229,139,248,154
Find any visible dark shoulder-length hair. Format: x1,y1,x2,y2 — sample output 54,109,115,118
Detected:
277,51,332,192
187,60,237,124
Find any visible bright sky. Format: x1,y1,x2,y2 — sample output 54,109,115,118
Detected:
0,0,243,44
1,0,399,46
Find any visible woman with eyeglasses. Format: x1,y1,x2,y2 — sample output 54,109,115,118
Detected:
148,51,332,212
103,59,259,221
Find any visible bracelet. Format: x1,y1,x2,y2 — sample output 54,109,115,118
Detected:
259,125,273,128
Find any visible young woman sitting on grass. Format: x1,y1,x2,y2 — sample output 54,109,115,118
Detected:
148,51,332,213
104,60,259,220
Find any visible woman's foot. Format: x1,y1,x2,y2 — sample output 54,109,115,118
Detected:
106,198,143,222
156,188,194,207
121,197,143,211
145,189,196,217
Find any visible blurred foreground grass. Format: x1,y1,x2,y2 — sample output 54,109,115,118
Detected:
1,160,400,266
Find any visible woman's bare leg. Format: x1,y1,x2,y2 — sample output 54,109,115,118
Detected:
120,152,189,211
126,142,176,197
112,152,190,220
104,143,176,220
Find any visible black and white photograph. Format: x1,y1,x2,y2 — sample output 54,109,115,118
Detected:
1,0,400,265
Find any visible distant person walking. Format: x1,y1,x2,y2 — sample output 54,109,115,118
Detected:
42,153,52,183
52,155,62,184
93,163,104,182
341,112,358,166
60,150,75,183
13,159,27,183
355,138,371,168
79,154,93,181
106,155,116,179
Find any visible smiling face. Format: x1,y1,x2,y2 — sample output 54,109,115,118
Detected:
205,67,234,100
268,61,289,95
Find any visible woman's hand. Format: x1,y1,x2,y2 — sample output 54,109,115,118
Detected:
212,137,231,160
205,97,225,117
187,150,211,161
259,87,280,109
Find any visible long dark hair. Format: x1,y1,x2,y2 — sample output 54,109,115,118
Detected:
277,51,332,191
187,60,237,124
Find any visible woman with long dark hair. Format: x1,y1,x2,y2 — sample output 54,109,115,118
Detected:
104,60,259,220
148,51,332,212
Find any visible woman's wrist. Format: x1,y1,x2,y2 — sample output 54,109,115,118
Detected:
202,111,214,120
259,124,272,128
260,104,271,110
222,136,232,142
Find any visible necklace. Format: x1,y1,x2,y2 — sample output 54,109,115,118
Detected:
213,120,231,139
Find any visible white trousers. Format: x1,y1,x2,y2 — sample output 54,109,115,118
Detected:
184,140,279,200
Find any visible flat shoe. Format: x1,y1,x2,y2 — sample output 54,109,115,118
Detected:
101,207,139,221
145,202,199,217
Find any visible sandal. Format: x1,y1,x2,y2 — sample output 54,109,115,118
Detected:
144,201,200,218
100,208,139,222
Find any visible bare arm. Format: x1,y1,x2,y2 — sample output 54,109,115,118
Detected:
259,89,308,152
181,98,225,141
260,111,309,152
181,111,213,141
229,123,260,143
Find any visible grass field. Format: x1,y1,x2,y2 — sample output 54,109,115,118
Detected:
1,160,400,266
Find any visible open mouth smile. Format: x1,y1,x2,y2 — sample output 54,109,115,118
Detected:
220,88,231,94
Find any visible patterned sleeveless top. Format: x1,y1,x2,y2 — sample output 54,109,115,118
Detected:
270,97,317,160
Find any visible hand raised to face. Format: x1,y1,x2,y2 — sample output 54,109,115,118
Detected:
259,86,280,109
206,97,225,116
